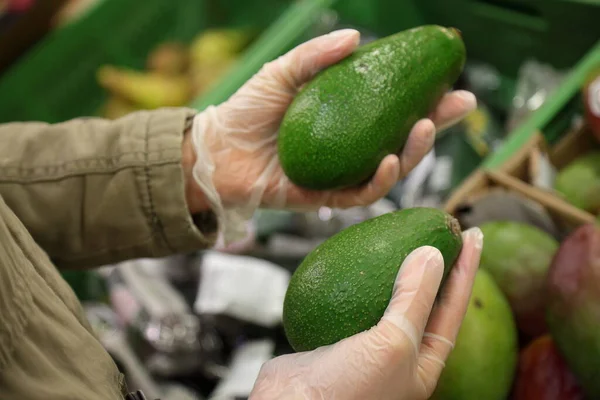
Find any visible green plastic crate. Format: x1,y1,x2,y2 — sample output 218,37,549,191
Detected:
342,0,600,77
0,0,313,124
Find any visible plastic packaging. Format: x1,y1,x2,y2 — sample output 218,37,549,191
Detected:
290,199,397,238
84,303,165,400
507,59,566,132
462,62,502,102
106,260,225,378
194,251,290,328
208,340,275,400
400,102,504,208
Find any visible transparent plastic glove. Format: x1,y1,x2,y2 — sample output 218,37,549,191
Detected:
248,227,484,400
190,29,477,242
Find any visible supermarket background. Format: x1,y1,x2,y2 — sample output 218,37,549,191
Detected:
0,0,599,399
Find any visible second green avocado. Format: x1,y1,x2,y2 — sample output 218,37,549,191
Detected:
283,207,463,352
278,25,466,190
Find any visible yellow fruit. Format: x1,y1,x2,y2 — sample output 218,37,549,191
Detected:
97,65,192,109
191,57,237,95
146,42,190,76
189,28,252,67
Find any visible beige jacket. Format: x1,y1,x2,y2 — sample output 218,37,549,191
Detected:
0,108,218,399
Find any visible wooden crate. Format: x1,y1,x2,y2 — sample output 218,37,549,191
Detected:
444,126,597,239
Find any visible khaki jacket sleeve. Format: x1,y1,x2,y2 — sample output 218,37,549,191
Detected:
0,108,218,269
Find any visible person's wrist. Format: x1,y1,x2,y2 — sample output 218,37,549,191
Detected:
182,126,211,214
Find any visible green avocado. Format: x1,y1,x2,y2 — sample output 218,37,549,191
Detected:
278,25,466,190
431,269,518,400
282,207,463,352
554,151,600,213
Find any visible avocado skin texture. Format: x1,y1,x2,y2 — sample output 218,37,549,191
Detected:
431,269,518,400
282,207,463,352
278,25,466,190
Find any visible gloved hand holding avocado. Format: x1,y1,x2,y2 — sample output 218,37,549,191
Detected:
189,26,477,243
251,211,484,400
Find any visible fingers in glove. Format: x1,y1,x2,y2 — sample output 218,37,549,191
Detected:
269,29,360,91
429,90,477,132
417,227,483,391
377,246,444,355
398,118,436,179
324,154,400,209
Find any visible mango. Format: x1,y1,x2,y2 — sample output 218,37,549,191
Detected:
546,223,600,399
431,269,518,400
513,335,584,400
479,221,558,338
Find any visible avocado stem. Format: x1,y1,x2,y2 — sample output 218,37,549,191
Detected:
450,27,462,38
448,216,462,236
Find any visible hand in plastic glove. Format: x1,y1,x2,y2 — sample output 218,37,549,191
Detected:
248,227,483,400
187,29,477,241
